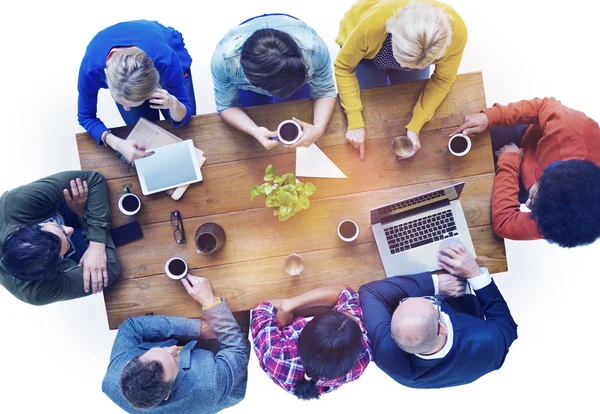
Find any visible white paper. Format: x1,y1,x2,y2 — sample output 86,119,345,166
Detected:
295,144,347,179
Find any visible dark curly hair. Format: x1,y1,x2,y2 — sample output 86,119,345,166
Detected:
120,355,173,409
294,311,363,400
1,225,62,280
241,28,307,98
531,159,600,248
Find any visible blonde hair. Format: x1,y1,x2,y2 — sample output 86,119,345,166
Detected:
385,2,453,70
105,47,159,103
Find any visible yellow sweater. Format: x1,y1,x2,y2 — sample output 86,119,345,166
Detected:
334,0,468,133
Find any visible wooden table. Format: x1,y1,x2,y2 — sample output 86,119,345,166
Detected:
76,72,507,330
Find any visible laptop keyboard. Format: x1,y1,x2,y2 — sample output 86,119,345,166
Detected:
379,190,446,214
385,209,458,254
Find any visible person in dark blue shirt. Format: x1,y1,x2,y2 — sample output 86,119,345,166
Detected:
359,245,518,388
78,20,196,161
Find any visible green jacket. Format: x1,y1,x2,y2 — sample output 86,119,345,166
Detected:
0,171,120,305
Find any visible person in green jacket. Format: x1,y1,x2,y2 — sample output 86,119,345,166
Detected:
0,171,120,305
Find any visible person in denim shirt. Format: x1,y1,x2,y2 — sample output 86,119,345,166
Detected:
211,14,337,150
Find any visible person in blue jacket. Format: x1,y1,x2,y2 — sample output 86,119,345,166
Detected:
78,20,196,161
359,245,518,388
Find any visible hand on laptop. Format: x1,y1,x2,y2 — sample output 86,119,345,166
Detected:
437,273,467,297
437,245,480,279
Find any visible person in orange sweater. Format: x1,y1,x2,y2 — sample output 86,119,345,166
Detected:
452,97,600,247
335,0,468,160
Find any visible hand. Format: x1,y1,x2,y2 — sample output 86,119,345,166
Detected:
437,245,480,279
402,130,421,159
181,274,218,307
149,88,178,111
345,127,366,160
450,113,490,136
289,117,324,148
200,318,217,339
109,136,148,162
437,273,467,297
80,241,108,294
495,143,523,159
252,127,280,150
275,300,294,327
63,178,88,217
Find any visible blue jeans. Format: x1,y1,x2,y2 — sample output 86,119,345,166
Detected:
58,202,88,264
355,62,431,89
116,70,197,125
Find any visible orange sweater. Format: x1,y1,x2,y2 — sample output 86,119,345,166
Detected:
484,97,600,240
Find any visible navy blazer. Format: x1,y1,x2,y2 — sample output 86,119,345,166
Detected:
102,301,250,413
359,272,518,388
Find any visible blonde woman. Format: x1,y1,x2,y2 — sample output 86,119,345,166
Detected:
78,20,196,161
335,0,467,160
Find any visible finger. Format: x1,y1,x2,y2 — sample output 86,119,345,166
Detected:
76,178,85,195
292,117,309,128
359,141,365,161
181,277,194,293
103,270,109,287
83,180,89,196
438,260,457,275
439,247,459,260
83,267,90,293
186,274,198,286
267,130,279,138
447,244,464,256
70,180,79,197
140,150,154,159
150,105,167,110
149,99,166,105
63,188,73,202
96,270,102,294
438,253,461,270
93,269,100,294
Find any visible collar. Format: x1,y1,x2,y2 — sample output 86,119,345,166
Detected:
416,311,453,360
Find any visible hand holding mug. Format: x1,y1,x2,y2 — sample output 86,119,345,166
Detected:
181,274,218,307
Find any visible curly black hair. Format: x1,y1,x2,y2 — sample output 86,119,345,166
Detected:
120,355,173,409
2,225,62,280
531,159,600,248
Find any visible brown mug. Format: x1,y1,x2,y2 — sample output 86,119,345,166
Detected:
195,222,226,254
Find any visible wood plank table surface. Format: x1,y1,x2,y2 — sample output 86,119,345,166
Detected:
76,72,507,330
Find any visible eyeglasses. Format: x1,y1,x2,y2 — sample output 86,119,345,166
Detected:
400,296,441,336
170,210,186,244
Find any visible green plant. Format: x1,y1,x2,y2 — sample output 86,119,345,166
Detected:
250,164,317,221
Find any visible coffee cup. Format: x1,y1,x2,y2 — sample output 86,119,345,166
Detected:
277,120,303,145
195,222,226,254
337,219,360,242
165,257,188,280
448,133,472,157
118,187,141,216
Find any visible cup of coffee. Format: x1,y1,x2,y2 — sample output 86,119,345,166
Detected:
337,219,360,242
195,222,226,254
165,257,188,280
118,187,141,216
391,136,414,159
277,120,303,145
448,133,472,157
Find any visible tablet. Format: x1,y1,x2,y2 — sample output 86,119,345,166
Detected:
134,140,203,195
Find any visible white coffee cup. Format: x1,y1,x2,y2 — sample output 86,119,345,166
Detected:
337,219,360,242
277,120,303,145
118,192,141,216
448,133,472,157
165,257,188,280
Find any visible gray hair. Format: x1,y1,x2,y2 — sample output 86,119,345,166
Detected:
385,1,453,70
105,47,159,103
391,304,439,354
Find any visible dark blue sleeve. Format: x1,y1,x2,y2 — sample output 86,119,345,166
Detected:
159,51,193,127
474,280,518,368
359,272,434,354
77,64,108,144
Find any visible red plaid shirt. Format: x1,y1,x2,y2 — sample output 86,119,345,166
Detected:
251,288,372,395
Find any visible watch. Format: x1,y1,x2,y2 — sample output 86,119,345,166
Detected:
100,129,111,146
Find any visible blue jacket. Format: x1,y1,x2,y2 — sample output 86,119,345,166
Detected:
102,301,250,414
78,20,194,143
359,272,518,388
210,14,337,112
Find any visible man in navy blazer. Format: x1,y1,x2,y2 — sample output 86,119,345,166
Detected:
359,245,518,388
102,275,250,413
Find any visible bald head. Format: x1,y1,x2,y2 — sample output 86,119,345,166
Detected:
391,298,439,355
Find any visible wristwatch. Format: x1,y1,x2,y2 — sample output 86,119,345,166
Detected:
100,129,111,146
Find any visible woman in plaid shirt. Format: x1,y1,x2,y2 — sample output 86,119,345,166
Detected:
251,284,372,400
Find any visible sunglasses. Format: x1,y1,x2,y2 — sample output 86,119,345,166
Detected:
170,210,186,244
400,296,441,336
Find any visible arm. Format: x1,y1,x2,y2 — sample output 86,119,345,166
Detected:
405,26,467,134
157,54,193,126
483,97,562,130
492,153,541,240
280,284,347,315
77,67,108,143
358,272,433,352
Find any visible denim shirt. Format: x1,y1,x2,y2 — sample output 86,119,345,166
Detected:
211,15,337,112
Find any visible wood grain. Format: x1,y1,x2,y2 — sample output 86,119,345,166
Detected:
104,224,504,329
77,73,487,180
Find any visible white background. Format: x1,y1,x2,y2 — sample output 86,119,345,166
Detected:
1,1,598,413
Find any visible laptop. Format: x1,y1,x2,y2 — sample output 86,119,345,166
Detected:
370,182,476,276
